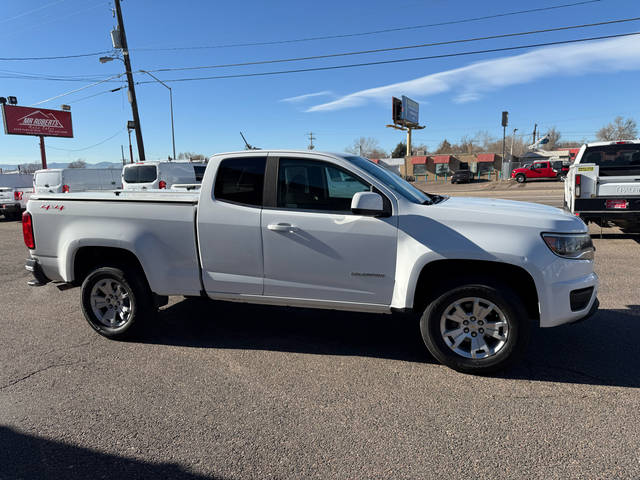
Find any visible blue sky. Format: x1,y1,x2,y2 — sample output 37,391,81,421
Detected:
1,0,640,164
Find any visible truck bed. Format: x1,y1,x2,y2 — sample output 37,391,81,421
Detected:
28,190,202,296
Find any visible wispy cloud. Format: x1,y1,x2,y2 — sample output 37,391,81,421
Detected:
306,35,640,112
280,90,334,103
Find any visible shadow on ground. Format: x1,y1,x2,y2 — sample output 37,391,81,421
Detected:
135,298,640,388
591,232,640,244
0,426,218,480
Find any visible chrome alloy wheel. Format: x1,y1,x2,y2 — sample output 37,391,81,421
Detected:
90,278,133,329
439,297,509,359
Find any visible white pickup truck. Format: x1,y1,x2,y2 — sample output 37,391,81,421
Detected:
564,140,640,233
0,174,33,220
23,150,599,374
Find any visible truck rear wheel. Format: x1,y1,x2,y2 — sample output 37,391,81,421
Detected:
81,266,152,339
419,281,530,375
515,173,526,183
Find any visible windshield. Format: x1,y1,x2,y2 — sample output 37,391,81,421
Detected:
582,144,640,176
123,165,157,183
345,156,431,204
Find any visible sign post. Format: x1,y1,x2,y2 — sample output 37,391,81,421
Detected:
387,96,425,179
39,136,47,169
2,104,73,169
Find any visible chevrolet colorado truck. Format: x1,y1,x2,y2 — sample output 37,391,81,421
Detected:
23,151,599,374
564,140,640,233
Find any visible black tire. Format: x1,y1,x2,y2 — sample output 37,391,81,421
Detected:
81,266,152,339
515,173,526,183
419,280,530,375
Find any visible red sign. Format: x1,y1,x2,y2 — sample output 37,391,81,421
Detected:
2,104,73,138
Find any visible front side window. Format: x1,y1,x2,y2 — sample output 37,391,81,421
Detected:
214,157,266,206
277,158,369,212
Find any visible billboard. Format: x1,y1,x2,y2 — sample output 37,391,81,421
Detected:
2,104,73,138
402,96,419,126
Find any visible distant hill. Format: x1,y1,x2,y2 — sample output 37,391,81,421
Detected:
0,161,124,171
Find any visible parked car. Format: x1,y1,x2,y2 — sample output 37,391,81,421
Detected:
24,150,598,375
34,168,122,194
122,161,206,190
511,160,559,183
0,173,33,219
451,169,472,184
564,140,640,233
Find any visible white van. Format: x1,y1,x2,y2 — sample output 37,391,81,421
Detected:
34,168,122,194
122,161,207,190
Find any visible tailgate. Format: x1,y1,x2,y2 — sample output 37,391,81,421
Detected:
0,188,14,203
597,175,640,197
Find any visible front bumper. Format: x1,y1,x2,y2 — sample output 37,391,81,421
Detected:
25,258,51,286
539,270,599,328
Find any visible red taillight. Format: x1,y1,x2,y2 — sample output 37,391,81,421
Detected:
158,180,167,189
62,184,70,193
574,174,581,198
14,191,23,201
22,212,35,249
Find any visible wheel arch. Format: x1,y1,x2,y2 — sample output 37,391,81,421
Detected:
72,246,149,289
411,259,540,322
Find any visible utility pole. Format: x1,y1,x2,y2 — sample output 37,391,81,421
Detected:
121,145,125,166
113,0,145,161
510,128,518,157
307,131,316,150
532,123,537,145
501,111,508,165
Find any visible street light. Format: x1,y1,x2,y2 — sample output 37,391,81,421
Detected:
100,57,176,161
511,128,518,157
139,70,176,162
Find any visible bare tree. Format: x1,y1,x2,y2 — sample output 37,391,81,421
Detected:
542,127,561,150
68,159,86,168
19,163,41,174
435,139,453,153
177,152,206,161
345,137,387,158
596,116,638,141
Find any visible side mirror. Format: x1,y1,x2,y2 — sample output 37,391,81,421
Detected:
351,191,386,216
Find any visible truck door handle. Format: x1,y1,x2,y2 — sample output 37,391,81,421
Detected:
268,223,296,232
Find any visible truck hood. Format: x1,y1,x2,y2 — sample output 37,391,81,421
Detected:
427,196,586,233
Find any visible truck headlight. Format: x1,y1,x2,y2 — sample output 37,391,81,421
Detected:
541,233,594,260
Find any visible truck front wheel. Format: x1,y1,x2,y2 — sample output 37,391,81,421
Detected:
515,173,526,183
81,266,152,339
419,281,530,374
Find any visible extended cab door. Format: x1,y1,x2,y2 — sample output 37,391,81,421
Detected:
260,155,398,306
197,155,267,295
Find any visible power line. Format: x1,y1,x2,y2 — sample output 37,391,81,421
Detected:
134,31,640,84
132,0,603,52
47,127,126,152
0,50,112,61
5,16,637,81
143,16,640,73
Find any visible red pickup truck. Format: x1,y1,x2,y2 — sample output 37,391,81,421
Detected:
511,160,564,183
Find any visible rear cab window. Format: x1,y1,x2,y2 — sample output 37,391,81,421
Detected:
214,157,266,206
35,171,60,187
123,165,158,183
582,144,640,176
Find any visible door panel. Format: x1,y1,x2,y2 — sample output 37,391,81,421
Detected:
261,157,397,305
262,210,397,304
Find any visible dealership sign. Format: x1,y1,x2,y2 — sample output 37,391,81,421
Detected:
2,104,73,138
